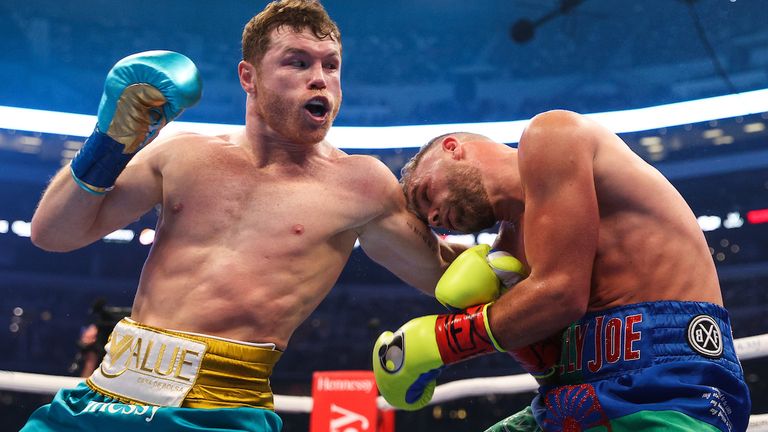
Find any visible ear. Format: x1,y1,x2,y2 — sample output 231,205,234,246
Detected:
441,136,464,160
238,61,256,95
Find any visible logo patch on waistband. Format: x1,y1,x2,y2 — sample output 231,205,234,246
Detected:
88,321,208,407
687,315,723,358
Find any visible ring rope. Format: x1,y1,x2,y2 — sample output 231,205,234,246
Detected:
1,332,766,429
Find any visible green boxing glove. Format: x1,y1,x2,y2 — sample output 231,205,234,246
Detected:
436,244,527,310
373,304,503,410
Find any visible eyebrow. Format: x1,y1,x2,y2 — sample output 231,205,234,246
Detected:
408,181,429,218
406,182,421,213
419,181,429,208
282,47,340,59
281,48,309,57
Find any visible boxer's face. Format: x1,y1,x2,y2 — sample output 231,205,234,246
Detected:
250,26,342,145
409,154,496,233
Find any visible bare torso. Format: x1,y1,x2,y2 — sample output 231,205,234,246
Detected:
30,27,452,353
588,130,722,308
497,124,722,311
131,132,392,348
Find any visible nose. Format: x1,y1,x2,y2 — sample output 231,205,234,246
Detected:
308,63,327,90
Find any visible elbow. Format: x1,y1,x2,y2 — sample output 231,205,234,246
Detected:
560,286,590,324
30,220,76,252
540,275,590,325
29,220,49,250
32,240,78,253
556,292,589,324
30,232,59,252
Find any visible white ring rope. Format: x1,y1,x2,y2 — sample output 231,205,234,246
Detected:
1,332,767,429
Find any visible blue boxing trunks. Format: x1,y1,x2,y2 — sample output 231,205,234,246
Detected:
21,318,283,431
488,301,751,432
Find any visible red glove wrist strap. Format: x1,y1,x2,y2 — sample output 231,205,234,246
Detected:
435,304,498,364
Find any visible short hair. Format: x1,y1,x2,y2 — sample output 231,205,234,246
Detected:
242,0,342,66
399,132,489,188
399,132,490,215
397,133,446,217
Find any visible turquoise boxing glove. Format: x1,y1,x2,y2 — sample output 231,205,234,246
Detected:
70,50,202,194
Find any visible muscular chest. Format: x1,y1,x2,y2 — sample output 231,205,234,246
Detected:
160,157,367,248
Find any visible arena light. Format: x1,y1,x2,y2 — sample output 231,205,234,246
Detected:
138,228,155,246
702,128,724,139
102,229,135,243
11,220,31,238
723,212,744,229
697,215,722,232
476,232,498,246
0,107,95,137
713,136,735,145
443,234,477,246
0,220,8,234
1,88,768,149
747,209,768,225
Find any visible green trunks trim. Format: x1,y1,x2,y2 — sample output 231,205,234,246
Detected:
584,410,724,432
484,406,542,432
484,408,724,432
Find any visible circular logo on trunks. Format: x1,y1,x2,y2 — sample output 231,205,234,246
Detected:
687,315,723,358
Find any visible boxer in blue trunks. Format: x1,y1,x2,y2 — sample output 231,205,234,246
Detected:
373,112,751,431
24,1,465,430
526,301,749,431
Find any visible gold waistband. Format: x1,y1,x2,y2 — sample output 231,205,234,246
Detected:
87,318,282,409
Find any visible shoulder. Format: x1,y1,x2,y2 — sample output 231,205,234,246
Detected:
336,153,399,184
146,131,236,156
529,109,585,127
517,110,602,190
145,131,218,151
521,110,597,146
332,153,405,213
518,110,600,162
133,131,235,172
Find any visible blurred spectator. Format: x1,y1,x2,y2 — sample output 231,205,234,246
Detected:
67,298,130,377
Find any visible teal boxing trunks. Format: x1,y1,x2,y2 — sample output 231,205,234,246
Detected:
21,382,282,431
21,318,283,431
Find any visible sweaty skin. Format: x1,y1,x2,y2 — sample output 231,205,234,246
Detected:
30,28,458,350
405,110,721,350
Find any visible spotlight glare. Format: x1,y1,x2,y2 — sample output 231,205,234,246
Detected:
11,221,31,238
139,229,156,246
476,232,498,246
102,229,134,243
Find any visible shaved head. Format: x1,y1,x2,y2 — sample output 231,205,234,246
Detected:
399,132,496,232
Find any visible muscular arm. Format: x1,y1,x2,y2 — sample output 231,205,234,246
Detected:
357,162,465,295
489,110,599,349
30,135,170,251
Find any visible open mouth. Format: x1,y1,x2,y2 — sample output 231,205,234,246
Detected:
304,98,330,119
